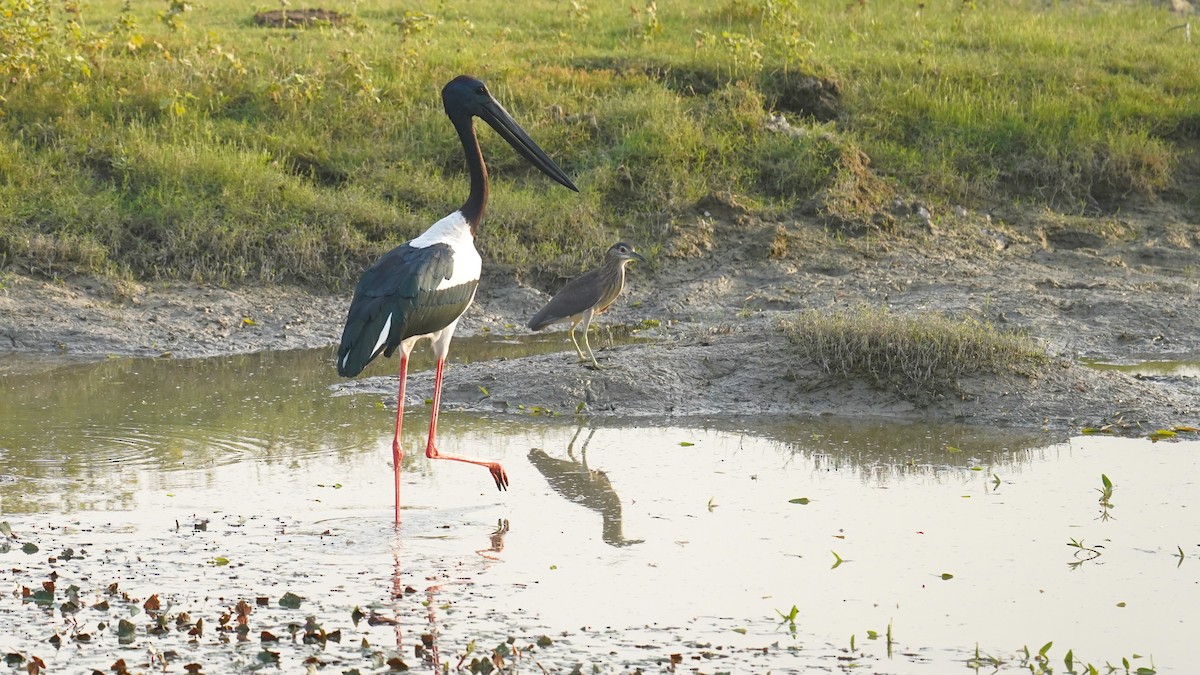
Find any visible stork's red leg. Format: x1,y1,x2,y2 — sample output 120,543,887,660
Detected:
424,359,509,490
392,355,408,524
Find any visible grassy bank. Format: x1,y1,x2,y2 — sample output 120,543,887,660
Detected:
1,0,1195,287
781,307,1051,402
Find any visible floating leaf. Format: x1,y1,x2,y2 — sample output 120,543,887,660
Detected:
210,557,230,566
940,573,954,580
241,317,256,326
946,446,960,453
536,635,553,647
0,521,13,538
478,386,489,396
279,592,304,609
788,497,811,505
732,627,746,634
21,542,38,554
1149,429,1176,441
831,551,844,569
679,441,695,447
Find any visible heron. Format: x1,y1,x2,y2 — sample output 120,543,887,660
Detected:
337,75,578,522
527,242,646,368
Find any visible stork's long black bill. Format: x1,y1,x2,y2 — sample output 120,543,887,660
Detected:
480,100,579,192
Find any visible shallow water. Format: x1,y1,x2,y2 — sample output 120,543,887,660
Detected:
1,346,1197,673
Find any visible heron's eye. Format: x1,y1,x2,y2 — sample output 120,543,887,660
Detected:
475,86,487,95
619,246,628,253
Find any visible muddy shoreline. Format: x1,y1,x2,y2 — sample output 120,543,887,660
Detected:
2,214,1198,435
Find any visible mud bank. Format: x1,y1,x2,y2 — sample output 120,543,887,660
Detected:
3,212,1198,434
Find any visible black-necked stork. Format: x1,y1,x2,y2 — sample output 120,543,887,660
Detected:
527,242,645,368
337,75,577,521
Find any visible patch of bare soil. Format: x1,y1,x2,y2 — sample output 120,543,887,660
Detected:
2,203,1197,434
253,8,347,28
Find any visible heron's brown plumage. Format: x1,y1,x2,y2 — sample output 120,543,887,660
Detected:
527,242,645,368
528,260,626,330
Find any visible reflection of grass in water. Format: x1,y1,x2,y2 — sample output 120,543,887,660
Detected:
783,423,1057,486
1081,359,1200,379
1,341,1053,514
781,306,1050,403
0,333,665,514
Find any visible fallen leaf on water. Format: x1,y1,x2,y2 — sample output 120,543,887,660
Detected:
679,441,695,447
143,595,161,612
366,612,398,626
278,592,303,609
789,497,811,505
940,573,954,580
209,557,229,566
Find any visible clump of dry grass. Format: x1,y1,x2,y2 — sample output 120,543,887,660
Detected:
781,306,1050,402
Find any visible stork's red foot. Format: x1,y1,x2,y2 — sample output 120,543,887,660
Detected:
425,445,509,491
490,463,509,491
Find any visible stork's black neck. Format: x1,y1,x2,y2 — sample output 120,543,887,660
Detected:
454,116,488,233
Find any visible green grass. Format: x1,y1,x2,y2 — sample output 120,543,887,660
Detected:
781,306,1051,402
1,0,1195,287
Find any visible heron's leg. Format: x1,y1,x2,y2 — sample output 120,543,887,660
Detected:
424,358,510,490
580,308,604,369
568,319,586,361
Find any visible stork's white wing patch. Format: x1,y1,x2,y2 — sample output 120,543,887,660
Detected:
371,312,393,359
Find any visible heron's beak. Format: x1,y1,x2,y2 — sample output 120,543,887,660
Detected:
630,251,648,264
479,98,579,192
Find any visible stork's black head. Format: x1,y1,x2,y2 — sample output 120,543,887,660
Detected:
606,241,647,264
442,75,578,192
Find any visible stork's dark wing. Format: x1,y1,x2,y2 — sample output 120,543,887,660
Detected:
527,267,610,331
337,243,477,377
